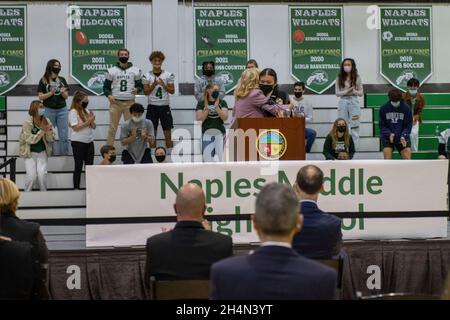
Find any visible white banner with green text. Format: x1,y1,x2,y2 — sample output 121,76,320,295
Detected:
86,160,448,247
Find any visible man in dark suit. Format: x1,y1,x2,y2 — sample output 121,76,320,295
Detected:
145,183,233,283
292,165,342,259
210,183,337,300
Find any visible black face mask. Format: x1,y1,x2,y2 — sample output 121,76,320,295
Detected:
155,155,166,163
81,101,89,109
109,155,116,163
294,92,303,98
203,70,214,77
260,84,274,95
337,126,346,133
52,67,61,74
119,57,129,64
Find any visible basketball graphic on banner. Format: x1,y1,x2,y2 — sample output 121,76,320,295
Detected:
293,29,305,44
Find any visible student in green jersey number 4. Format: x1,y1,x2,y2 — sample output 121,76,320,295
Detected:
103,48,143,146
143,51,175,149
196,84,228,162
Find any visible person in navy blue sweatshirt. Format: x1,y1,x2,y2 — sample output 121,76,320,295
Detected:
379,89,413,159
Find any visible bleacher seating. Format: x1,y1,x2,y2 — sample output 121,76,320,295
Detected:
4,93,381,250
366,93,450,160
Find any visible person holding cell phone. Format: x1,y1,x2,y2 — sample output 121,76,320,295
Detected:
37,59,69,156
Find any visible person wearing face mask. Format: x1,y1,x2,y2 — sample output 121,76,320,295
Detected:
259,68,291,117
120,103,155,164
335,58,364,150
194,61,226,101
19,100,55,191
379,89,413,160
323,118,355,160
403,78,425,152
232,68,291,124
155,146,167,163
69,91,96,189
37,59,69,156
100,145,116,165
103,48,143,146
196,84,228,162
291,82,317,153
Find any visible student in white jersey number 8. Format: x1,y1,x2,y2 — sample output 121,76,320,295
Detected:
142,51,175,149
103,48,143,147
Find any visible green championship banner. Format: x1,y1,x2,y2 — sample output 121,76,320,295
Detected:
0,5,27,96
289,6,343,94
194,6,249,93
69,5,126,95
380,7,432,91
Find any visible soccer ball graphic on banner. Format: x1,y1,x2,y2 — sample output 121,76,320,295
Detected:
382,31,394,42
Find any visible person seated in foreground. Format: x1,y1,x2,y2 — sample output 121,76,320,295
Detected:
292,165,343,259
210,183,337,300
145,183,233,283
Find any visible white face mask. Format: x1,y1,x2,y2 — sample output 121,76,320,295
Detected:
132,115,144,123
391,101,401,108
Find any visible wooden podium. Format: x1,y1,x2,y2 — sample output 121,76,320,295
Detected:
229,117,305,161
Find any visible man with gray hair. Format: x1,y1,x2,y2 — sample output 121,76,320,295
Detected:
145,183,233,283
210,183,337,300
293,164,342,259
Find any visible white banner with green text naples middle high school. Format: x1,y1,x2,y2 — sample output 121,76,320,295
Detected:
86,160,448,247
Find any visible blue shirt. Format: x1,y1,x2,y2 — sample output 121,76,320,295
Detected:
379,100,413,143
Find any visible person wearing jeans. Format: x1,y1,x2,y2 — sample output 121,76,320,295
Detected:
37,59,69,156
335,58,363,150
69,91,96,189
19,101,55,191
196,83,228,162
291,81,317,153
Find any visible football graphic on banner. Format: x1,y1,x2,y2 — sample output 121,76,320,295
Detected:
75,31,88,46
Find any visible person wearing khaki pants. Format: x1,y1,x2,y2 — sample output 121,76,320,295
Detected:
107,99,134,145
103,48,143,146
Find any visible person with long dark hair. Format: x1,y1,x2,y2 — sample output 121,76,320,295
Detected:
69,91,96,189
232,68,291,123
335,58,363,150
259,68,291,117
37,59,69,155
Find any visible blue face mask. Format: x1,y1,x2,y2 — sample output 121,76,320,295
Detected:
409,89,418,95
38,109,45,117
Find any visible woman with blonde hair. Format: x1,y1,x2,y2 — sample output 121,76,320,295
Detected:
19,100,55,191
232,68,291,121
322,118,355,160
0,178,49,299
69,90,96,189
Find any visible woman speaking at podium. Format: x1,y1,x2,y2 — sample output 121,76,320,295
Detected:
232,68,292,122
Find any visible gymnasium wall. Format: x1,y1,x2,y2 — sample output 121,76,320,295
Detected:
2,1,450,93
